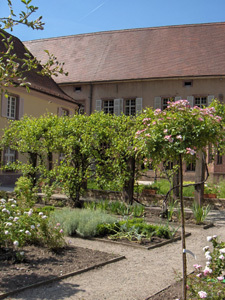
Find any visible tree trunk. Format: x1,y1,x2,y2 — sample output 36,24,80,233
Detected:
194,151,205,206
123,156,135,204
173,161,180,199
179,154,187,300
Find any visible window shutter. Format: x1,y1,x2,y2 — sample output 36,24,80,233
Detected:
114,98,123,115
154,97,161,109
1,94,7,117
58,107,63,116
207,95,214,106
175,96,182,101
95,99,102,112
187,96,194,107
69,109,74,116
136,98,142,114
18,98,24,119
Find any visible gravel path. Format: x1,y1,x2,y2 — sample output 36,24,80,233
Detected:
6,210,225,300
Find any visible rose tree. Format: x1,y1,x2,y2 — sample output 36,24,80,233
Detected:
136,99,224,300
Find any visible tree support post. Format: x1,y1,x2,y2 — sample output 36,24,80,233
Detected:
179,154,187,300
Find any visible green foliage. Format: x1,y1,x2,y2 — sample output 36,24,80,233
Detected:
167,199,178,221
187,236,225,299
49,208,117,237
97,218,173,241
0,198,65,251
191,201,211,224
14,176,37,207
84,200,145,217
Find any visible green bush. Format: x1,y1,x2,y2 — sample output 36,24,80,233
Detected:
191,201,211,224
50,208,117,237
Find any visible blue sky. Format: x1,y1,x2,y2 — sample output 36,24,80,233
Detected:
1,0,225,41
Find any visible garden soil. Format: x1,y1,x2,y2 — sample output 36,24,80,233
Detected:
2,210,225,300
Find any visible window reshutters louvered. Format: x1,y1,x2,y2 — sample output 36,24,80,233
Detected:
95,99,102,112
114,99,123,115
175,96,182,101
1,93,7,117
187,96,194,107
18,98,24,119
136,98,142,114
154,97,162,109
207,95,214,106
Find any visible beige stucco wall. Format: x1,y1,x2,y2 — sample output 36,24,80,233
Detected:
60,76,225,115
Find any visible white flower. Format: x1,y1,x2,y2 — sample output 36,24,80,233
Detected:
19,229,24,232
203,246,209,252
219,255,224,260
8,199,14,202
5,222,12,226
11,204,16,208
28,210,33,217
2,208,7,213
31,225,35,229
20,251,24,256
206,261,211,266
213,235,217,239
205,255,212,261
0,199,6,203
207,236,213,242
13,240,19,247
14,217,19,222
39,212,43,216
25,230,31,236
5,230,9,235
219,248,225,254
205,251,211,256
42,215,47,219
36,223,40,227
8,216,13,220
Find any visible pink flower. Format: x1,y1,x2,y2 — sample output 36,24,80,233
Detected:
176,135,182,140
59,229,64,233
193,264,202,270
186,148,196,155
154,108,161,115
217,276,224,281
164,135,174,142
198,117,204,121
196,273,202,278
219,255,224,260
198,291,207,298
145,133,151,137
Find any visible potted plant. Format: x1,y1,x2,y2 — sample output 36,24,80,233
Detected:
204,183,218,198
142,183,159,195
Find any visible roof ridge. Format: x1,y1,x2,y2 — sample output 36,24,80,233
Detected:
24,21,225,43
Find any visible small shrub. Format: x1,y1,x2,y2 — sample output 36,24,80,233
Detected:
191,201,211,224
14,176,38,207
0,198,65,251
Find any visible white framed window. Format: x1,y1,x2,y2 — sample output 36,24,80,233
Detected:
103,100,114,114
7,96,17,119
186,95,214,108
96,98,142,115
195,97,207,108
4,147,16,164
125,99,136,116
125,98,143,116
1,94,24,120
154,96,180,110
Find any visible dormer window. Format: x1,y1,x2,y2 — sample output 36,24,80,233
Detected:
74,86,82,92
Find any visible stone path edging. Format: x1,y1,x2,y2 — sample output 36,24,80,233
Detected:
0,255,126,300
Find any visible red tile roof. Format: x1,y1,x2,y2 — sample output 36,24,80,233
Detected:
24,22,225,84
0,30,78,104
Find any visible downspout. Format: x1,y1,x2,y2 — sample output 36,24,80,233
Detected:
89,83,93,115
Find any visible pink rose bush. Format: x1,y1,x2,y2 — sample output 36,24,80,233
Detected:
136,99,224,170
187,235,225,299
